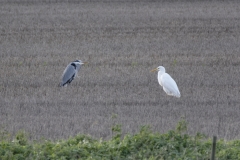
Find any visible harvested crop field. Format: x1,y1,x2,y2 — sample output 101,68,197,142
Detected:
1,1,240,140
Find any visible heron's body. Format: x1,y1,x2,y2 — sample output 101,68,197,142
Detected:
60,60,85,87
152,66,180,98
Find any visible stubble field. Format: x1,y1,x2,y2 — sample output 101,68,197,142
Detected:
1,1,240,141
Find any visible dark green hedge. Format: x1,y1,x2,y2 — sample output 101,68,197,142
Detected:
1,121,240,160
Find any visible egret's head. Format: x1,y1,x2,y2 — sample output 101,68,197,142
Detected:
151,66,165,73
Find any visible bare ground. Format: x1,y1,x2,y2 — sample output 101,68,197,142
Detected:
1,1,240,140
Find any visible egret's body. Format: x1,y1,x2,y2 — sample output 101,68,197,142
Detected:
60,60,86,87
151,66,180,98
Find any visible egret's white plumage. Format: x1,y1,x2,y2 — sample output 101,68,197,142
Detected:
60,60,86,87
151,66,180,98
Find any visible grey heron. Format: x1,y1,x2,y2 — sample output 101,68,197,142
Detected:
60,60,87,87
151,66,180,98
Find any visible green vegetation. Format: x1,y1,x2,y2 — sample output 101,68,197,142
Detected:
1,121,240,160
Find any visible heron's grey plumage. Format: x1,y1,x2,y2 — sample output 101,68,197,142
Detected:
60,60,85,87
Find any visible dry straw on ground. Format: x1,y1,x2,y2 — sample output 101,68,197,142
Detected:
0,1,240,140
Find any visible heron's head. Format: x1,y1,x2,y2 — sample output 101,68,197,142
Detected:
151,66,165,73
74,60,87,65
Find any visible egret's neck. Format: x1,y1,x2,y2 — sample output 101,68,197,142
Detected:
158,70,165,77
157,71,164,86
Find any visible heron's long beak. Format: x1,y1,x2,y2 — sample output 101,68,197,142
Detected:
150,68,158,72
81,62,88,65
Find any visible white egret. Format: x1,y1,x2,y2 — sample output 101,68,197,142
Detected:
60,60,87,87
151,66,180,98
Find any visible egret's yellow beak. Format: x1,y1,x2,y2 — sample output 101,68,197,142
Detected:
150,68,158,72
